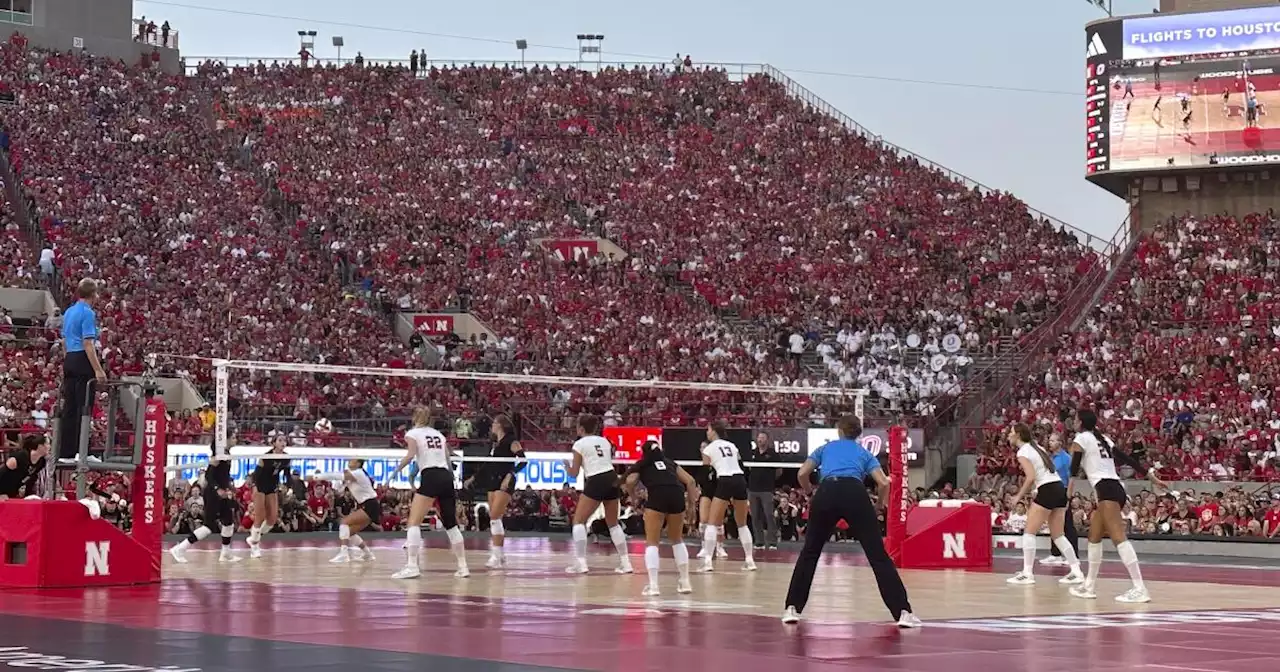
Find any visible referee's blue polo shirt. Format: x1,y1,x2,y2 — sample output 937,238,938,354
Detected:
809,438,879,481
1053,451,1072,485
62,300,98,353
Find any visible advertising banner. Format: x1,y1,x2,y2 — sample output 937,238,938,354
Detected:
412,314,455,336
806,427,925,467
1124,6,1280,60
166,445,464,490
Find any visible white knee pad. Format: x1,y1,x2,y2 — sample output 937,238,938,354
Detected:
447,527,464,545
220,524,234,538
339,524,351,540
490,519,505,536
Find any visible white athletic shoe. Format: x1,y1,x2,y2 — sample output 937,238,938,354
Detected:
696,546,708,560
641,584,661,597
615,562,635,575
391,566,421,580
743,560,758,572
781,606,800,624
1070,584,1098,600
1006,572,1035,586
1040,556,1066,567
897,612,924,629
329,552,351,564
715,545,729,559
565,562,589,575
169,546,189,565
676,578,693,594
695,559,714,573
248,544,262,560
485,556,504,570
767,545,778,551
454,566,471,578
1059,569,1085,585
1115,587,1151,604
348,548,365,562
218,551,242,564
357,549,374,563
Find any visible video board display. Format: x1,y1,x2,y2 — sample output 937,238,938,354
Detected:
1086,6,1280,175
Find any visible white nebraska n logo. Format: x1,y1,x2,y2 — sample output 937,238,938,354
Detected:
942,533,966,559
85,541,111,576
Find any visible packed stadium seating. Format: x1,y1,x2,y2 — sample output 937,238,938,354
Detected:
976,211,1280,482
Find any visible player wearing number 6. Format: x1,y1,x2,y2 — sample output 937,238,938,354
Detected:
698,420,756,573
564,413,633,575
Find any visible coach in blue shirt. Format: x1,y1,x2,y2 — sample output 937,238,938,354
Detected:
781,415,917,627
58,278,107,459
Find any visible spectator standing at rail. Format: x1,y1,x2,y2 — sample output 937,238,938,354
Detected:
59,279,106,459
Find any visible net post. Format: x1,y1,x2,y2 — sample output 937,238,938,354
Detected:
886,424,909,564
132,386,167,577
213,359,229,458
854,390,865,424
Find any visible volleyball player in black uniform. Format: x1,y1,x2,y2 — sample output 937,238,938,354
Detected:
476,415,524,569
694,441,726,561
0,435,50,500
247,434,289,559
623,440,698,596
169,446,242,564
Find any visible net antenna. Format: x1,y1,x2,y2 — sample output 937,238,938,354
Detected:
210,357,868,459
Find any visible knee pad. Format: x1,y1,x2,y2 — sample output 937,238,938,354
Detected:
339,524,351,540
220,524,234,539
490,519,505,536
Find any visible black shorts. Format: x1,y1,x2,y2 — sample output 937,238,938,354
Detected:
645,485,686,515
358,497,382,525
417,467,456,500
1094,478,1128,505
714,474,748,501
254,480,278,496
1033,481,1069,510
582,471,620,502
485,469,516,495
202,491,235,527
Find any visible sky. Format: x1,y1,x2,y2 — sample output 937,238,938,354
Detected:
135,0,1157,244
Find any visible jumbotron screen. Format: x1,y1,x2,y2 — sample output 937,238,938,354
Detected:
1086,5,1280,175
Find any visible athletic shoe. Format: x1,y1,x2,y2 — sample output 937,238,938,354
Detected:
781,606,800,624
565,563,589,575
391,566,421,580
248,544,262,560
715,545,729,559
348,548,365,562
695,559,714,573
454,567,471,579
897,612,924,629
1069,584,1097,600
1059,569,1085,585
696,546,708,559
676,579,693,594
1115,587,1151,604
767,545,779,551
218,551,242,564
1006,572,1035,586
642,584,661,597
743,560,758,572
358,549,375,563
168,546,188,564
485,556,504,570
753,544,765,550
615,562,635,575
1040,556,1066,566
329,552,350,564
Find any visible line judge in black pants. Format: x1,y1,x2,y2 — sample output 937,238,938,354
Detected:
59,278,107,459
782,415,920,628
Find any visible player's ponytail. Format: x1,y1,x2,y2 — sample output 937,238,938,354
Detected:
1014,423,1054,473
1077,408,1114,454
641,439,663,461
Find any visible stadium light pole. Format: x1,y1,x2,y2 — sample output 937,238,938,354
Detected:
516,39,527,69
576,34,604,67
1084,0,1113,17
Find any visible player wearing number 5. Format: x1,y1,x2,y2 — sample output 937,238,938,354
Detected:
564,413,633,575
698,420,756,573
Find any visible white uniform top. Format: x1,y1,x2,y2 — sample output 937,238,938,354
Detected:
572,435,615,478
1016,443,1061,488
408,425,450,470
1073,431,1120,486
346,468,377,504
703,439,744,477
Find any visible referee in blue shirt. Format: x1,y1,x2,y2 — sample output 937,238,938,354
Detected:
59,278,107,459
1046,435,1078,565
782,415,918,627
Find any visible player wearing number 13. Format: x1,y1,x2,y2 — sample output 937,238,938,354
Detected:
564,413,633,575
699,420,756,573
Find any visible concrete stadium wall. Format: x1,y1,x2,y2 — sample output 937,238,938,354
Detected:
11,0,181,74
1130,172,1280,232
0,287,56,318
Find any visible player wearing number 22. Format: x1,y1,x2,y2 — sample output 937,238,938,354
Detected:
781,415,920,628
564,413,633,574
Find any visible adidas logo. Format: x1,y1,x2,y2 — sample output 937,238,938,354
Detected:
1087,33,1108,58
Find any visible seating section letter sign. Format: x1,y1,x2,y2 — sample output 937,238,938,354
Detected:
545,239,599,263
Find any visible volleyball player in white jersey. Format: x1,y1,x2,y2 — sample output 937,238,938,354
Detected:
563,413,633,574
389,407,469,580
328,459,380,564
1068,409,1166,603
698,420,756,572
1005,423,1083,586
